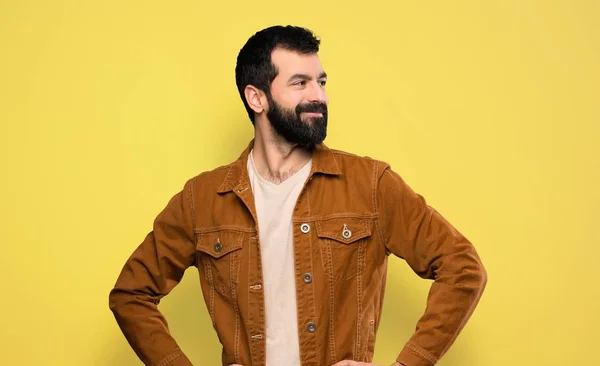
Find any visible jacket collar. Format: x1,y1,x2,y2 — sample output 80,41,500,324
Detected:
217,138,341,193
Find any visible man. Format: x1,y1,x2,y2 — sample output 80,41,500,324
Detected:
109,25,487,366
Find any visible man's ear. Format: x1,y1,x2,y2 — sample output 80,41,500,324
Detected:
244,85,266,114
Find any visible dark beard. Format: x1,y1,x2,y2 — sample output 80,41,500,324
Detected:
266,95,328,149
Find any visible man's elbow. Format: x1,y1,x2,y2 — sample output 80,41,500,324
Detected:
108,287,130,316
452,253,488,292
469,256,488,293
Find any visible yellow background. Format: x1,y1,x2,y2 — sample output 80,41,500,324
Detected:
1,1,598,365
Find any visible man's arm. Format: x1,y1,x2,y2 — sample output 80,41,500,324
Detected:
376,164,487,366
109,178,197,366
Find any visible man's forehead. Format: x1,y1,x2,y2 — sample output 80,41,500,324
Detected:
271,48,324,76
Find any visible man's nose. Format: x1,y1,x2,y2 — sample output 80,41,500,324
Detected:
307,81,327,104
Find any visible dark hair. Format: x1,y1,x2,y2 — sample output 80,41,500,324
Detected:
235,25,321,124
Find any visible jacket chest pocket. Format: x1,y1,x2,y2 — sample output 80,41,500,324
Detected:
196,229,245,297
315,217,373,282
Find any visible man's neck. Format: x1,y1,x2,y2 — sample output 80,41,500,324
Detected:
251,130,312,185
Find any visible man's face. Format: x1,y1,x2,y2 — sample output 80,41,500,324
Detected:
265,48,329,149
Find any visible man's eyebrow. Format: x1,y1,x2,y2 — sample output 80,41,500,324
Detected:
288,72,328,82
288,74,311,82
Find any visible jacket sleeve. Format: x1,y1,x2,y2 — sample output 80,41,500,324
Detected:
109,178,197,366
376,164,487,366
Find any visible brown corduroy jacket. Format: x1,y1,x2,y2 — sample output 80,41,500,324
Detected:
109,139,487,366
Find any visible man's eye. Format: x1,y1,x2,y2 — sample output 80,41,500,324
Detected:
319,80,327,86
294,80,306,86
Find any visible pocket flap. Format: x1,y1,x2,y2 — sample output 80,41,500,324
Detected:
315,217,372,244
196,230,244,258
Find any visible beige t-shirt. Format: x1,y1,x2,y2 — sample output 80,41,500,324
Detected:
247,149,312,366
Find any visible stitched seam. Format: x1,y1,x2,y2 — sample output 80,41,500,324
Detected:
247,233,252,337
371,160,378,213
294,226,303,364
194,226,257,234
357,239,367,358
253,225,266,364
376,216,385,247
198,244,243,258
317,231,370,243
406,342,438,364
375,218,391,258
373,163,386,221
316,220,370,236
305,187,319,365
343,239,363,281
248,234,255,365
308,216,318,363
293,212,378,222
355,247,362,358
327,240,337,363
231,249,241,364
155,349,183,366
202,256,215,324
314,220,372,242
375,168,389,254
188,176,196,221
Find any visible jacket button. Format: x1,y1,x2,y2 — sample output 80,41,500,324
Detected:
342,224,352,239
300,223,310,233
214,241,223,252
303,273,313,284
307,322,317,333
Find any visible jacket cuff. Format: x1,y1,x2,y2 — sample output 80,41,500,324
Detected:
155,349,192,366
396,342,438,366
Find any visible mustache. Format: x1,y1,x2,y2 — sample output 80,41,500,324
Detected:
295,102,328,115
